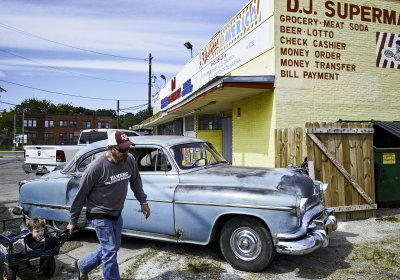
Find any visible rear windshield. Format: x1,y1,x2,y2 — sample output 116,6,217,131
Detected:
79,132,108,144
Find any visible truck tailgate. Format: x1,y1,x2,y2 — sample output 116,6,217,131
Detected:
25,146,56,165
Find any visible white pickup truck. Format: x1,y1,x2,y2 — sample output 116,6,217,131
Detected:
23,129,139,174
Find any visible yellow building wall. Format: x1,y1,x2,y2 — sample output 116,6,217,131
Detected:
232,91,275,167
196,120,223,156
274,0,400,128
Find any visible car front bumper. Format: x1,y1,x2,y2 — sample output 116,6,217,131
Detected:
22,163,56,174
275,206,337,255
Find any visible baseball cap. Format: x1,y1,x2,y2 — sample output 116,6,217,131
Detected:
108,131,134,149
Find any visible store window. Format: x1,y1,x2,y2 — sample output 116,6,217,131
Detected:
185,115,194,131
45,120,54,128
82,121,91,129
98,121,109,129
59,120,67,127
198,114,222,130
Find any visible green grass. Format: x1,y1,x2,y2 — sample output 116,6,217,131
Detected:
382,215,400,223
179,255,224,279
332,238,400,280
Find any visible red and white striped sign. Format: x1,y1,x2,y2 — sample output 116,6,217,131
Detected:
376,32,400,69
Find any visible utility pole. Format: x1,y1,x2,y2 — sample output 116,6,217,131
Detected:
148,53,153,117
117,100,120,129
22,111,24,149
13,113,16,151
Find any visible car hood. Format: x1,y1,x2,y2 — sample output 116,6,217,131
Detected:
179,165,315,197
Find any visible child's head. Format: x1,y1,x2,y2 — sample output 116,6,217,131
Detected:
27,217,46,242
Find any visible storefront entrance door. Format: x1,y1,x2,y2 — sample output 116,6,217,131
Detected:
222,116,232,163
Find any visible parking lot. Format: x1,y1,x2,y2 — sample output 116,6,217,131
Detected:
0,152,399,280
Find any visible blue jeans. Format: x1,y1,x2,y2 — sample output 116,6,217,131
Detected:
78,216,123,280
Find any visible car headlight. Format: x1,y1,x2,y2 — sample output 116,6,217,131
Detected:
296,195,309,217
313,180,328,199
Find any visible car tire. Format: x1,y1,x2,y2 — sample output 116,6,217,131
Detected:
219,216,275,272
1,264,17,280
41,256,56,277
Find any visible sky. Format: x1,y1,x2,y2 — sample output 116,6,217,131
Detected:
0,0,248,114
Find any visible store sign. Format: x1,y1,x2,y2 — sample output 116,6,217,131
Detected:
220,3,261,48
154,0,270,114
199,0,262,68
182,79,193,97
200,37,220,66
161,78,193,109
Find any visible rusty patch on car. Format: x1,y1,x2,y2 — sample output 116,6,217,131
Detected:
277,174,314,197
175,185,277,195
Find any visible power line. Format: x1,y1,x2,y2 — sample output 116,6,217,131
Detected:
0,49,147,85
120,103,148,111
0,100,17,106
0,79,147,102
0,22,147,61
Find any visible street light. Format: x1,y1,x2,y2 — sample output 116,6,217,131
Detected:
184,41,193,58
160,75,166,85
0,86,5,117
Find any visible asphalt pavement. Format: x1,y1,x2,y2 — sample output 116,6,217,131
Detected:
0,151,36,208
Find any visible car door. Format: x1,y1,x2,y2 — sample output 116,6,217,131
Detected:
122,146,178,236
66,148,108,218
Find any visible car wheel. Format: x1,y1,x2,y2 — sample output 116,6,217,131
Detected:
1,264,17,280
219,216,275,272
41,256,56,277
50,220,68,230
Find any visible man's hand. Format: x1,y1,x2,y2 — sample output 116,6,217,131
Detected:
141,203,151,219
67,223,75,235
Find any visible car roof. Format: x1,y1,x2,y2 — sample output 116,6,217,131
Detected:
74,135,207,159
80,128,139,135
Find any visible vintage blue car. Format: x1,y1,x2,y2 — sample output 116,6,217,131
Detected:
15,136,337,272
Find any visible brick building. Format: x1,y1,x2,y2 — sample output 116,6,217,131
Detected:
19,113,113,145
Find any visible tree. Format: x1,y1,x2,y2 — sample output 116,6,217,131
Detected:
0,111,16,148
14,98,56,114
116,108,152,129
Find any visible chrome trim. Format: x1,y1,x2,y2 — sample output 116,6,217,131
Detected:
275,207,337,255
85,226,180,243
22,163,51,174
149,199,172,203
175,200,294,212
22,202,71,210
277,204,325,239
23,200,293,212
230,227,262,261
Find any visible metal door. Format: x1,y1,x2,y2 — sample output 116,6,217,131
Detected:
222,116,232,163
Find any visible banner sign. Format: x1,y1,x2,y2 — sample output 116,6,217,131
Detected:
154,0,272,114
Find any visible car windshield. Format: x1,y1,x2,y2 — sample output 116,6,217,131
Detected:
170,142,227,170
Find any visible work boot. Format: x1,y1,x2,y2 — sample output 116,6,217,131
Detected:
75,260,88,280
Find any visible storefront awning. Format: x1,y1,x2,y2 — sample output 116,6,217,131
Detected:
143,75,275,128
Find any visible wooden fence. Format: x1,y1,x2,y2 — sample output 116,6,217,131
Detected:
275,122,376,220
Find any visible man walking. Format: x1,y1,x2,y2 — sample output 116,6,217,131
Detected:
67,130,150,280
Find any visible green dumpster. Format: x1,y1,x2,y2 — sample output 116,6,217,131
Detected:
374,147,400,207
